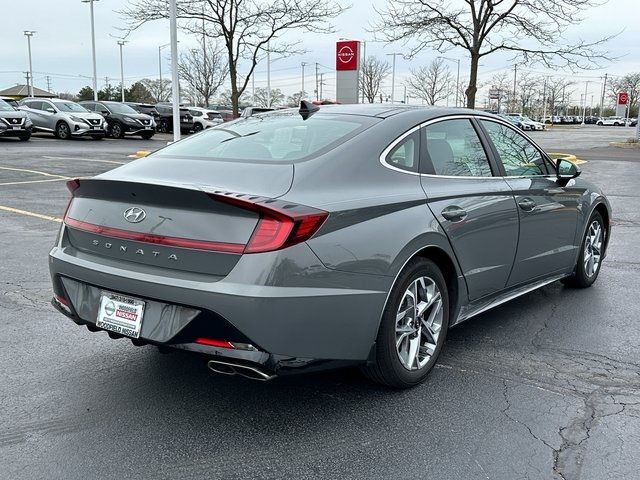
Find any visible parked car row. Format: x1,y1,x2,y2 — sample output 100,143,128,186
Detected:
498,113,546,131
0,97,245,141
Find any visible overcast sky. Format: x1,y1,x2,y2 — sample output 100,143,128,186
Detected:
1,0,639,104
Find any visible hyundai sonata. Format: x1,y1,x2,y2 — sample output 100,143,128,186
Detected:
50,103,610,387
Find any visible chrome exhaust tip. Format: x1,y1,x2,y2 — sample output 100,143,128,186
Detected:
207,359,276,382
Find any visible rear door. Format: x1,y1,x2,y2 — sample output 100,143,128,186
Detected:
420,118,519,301
478,119,581,286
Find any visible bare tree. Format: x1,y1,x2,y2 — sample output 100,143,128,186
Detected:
545,78,575,116
253,87,285,108
140,78,172,103
286,90,307,107
515,73,541,115
374,0,615,108
485,71,511,111
406,58,452,105
359,56,390,103
179,43,228,107
120,0,347,116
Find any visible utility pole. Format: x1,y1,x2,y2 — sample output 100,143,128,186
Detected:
24,72,31,94
301,62,307,97
319,73,324,100
24,31,36,97
266,41,271,107
600,73,608,118
542,76,548,123
315,63,319,101
361,41,366,104
512,64,517,111
45,76,52,93
581,81,589,125
81,0,99,101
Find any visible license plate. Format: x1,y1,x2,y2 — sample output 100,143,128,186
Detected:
12,126,20,130
145,126,152,130
97,291,145,338
90,126,97,130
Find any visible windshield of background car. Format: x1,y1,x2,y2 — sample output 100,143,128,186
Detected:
107,103,138,114
54,102,89,113
0,99,14,111
155,112,376,162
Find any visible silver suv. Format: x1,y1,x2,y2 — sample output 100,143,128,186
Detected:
19,98,106,139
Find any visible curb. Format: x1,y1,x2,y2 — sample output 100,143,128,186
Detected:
548,153,587,165
127,150,151,159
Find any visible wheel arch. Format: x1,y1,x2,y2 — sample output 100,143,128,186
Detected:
592,201,611,256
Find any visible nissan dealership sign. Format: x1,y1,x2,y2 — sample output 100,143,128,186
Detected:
336,41,359,71
335,40,360,103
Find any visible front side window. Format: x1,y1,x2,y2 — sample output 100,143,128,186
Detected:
480,120,547,176
53,101,89,113
0,99,14,111
422,119,492,177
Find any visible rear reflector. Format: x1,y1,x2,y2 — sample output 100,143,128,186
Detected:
195,338,234,349
53,294,72,314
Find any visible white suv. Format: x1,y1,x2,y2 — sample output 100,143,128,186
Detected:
596,116,625,126
188,107,224,132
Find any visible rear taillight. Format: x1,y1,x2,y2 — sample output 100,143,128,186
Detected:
208,193,328,254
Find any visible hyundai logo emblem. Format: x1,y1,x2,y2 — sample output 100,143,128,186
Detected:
123,207,146,223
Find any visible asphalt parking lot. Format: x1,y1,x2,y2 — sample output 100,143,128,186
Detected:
1,126,639,480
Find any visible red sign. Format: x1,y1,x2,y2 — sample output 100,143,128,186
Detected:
618,91,629,105
336,41,359,71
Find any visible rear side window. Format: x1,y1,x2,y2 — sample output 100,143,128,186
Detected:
422,119,492,177
385,131,419,172
156,112,374,162
480,120,547,176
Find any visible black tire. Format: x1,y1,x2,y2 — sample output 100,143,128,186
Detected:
157,119,169,133
110,122,125,139
193,123,203,133
363,258,450,388
597,122,603,126
180,128,191,135
56,121,71,140
19,133,31,141
614,122,619,126
563,211,606,288
141,132,154,140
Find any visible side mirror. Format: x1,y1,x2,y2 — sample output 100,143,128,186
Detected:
46,107,55,113
556,158,581,182
101,110,110,116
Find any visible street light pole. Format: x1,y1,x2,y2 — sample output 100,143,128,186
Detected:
581,81,589,125
437,56,460,107
82,0,99,101
386,53,401,104
169,0,180,142
266,42,271,107
117,40,127,102
158,43,171,102
301,62,307,98
23,31,36,98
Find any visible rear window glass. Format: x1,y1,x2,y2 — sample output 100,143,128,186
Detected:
155,111,375,162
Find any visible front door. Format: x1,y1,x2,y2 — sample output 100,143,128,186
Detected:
478,119,581,286
420,118,520,301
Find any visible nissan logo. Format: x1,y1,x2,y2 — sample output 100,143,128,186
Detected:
123,207,146,223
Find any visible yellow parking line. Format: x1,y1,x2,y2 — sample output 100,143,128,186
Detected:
0,166,70,179
43,156,126,165
0,205,61,223
0,178,69,186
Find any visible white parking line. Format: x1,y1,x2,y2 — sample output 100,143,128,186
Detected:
43,156,126,165
0,205,61,223
0,178,69,186
0,166,70,179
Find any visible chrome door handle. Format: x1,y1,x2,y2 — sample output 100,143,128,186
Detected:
518,198,536,211
441,206,467,221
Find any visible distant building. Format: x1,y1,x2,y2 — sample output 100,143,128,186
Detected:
0,84,56,100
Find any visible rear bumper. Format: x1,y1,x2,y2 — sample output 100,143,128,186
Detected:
49,235,391,372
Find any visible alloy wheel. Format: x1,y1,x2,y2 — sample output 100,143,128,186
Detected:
395,276,443,370
584,220,603,278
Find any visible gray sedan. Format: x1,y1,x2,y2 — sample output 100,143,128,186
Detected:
49,104,610,388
